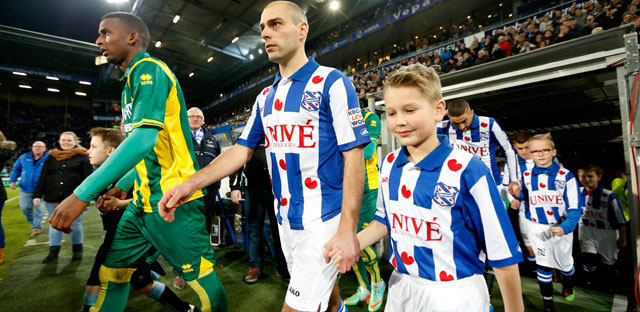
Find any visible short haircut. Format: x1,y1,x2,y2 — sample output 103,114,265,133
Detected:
384,63,442,105
102,12,150,50
265,1,308,24
578,163,603,176
511,131,532,145
447,98,470,117
529,132,555,149
187,107,204,118
90,127,125,149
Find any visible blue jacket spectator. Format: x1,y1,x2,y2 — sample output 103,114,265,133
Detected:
9,145,49,193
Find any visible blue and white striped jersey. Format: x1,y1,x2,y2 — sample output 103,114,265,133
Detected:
438,115,517,186
522,163,583,228
375,135,522,282
237,59,370,230
580,187,627,230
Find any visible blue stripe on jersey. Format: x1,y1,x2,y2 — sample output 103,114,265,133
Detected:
270,153,283,224
390,238,408,274
535,207,549,224
284,79,306,112
552,207,561,222
547,172,557,191
285,153,304,230
488,119,501,185
414,169,436,209
263,84,278,117
388,160,403,202
531,173,539,192
237,100,266,149
415,246,435,280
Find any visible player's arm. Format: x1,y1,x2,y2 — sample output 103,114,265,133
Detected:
8,154,23,188
492,120,520,196
552,174,583,237
363,112,381,160
494,265,525,312
610,193,628,248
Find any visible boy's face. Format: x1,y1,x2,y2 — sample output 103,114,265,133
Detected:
513,142,531,159
89,136,113,166
578,169,601,191
384,86,445,149
528,139,556,167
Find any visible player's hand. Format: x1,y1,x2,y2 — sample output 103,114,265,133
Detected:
33,198,41,207
9,182,16,190
549,226,565,237
231,190,242,204
508,182,521,198
509,199,520,210
324,229,360,274
102,196,125,210
158,181,196,223
49,194,89,234
97,187,127,213
327,248,344,271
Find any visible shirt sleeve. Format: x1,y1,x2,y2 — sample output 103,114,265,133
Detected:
560,173,583,234
236,96,265,149
491,119,517,182
373,171,388,227
9,155,23,183
461,157,523,268
609,192,628,226
128,61,171,130
326,71,370,151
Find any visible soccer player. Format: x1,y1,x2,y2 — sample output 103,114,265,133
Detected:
344,108,385,311
521,133,582,312
49,12,228,312
82,128,195,312
577,163,627,288
158,2,370,311
330,64,524,312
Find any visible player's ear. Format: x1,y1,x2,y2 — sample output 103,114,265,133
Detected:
128,32,139,46
299,22,308,41
434,99,446,122
107,146,116,156
551,148,557,157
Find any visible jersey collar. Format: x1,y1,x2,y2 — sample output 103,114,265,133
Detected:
395,135,453,171
582,186,603,196
469,114,480,130
532,162,560,176
273,58,320,85
119,51,151,83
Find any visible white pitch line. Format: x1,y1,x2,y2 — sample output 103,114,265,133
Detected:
5,195,19,202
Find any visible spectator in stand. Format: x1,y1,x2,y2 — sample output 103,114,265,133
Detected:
0,131,16,265
584,15,598,35
576,9,587,28
539,15,552,33
9,140,49,236
475,49,490,65
33,131,92,263
555,24,577,43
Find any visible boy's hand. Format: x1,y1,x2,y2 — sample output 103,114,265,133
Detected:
158,182,196,222
231,190,242,204
509,199,520,210
550,226,565,237
97,187,127,213
50,194,89,233
33,198,41,207
102,196,125,210
324,229,359,274
508,182,521,198
327,248,344,271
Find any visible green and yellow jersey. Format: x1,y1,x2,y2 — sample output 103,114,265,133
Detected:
363,109,381,192
120,51,203,213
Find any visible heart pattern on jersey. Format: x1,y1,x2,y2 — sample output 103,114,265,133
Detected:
464,137,471,141
281,197,288,206
274,99,283,111
387,153,395,163
401,185,411,198
391,257,397,268
305,177,318,189
480,122,488,127
559,170,566,175
439,270,454,281
262,87,270,95
400,252,415,265
539,183,546,188
532,218,537,222
447,159,462,171
603,193,609,197
546,210,554,216
279,159,287,170
524,172,530,176
312,75,324,84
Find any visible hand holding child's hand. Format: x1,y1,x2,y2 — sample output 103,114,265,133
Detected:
327,248,344,271
549,226,565,237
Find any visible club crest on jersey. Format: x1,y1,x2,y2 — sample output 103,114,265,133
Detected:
433,182,459,207
554,180,565,191
480,130,489,141
301,91,321,111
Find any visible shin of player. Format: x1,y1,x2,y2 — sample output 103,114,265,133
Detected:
331,64,524,312
523,134,583,312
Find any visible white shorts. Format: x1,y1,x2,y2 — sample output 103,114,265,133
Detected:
278,215,340,312
579,225,619,265
524,219,574,271
385,270,490,312
518,209,531,247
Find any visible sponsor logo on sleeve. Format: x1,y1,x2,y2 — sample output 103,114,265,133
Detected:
347,108,365,128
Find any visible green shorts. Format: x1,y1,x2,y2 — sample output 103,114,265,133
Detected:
358,189,378,232
104,199,215,281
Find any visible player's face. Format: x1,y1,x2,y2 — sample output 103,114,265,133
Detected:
448,109,474,132
528,139,556,167
260,3,306,64
59,134,77,150
385,86,445,150
96,18,131,65
578,169,601,191
513,142,531,159
88,136,111,166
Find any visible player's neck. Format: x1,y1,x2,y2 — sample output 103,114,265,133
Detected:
120,48,145,72
406,134,440,164
278,50,308,78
